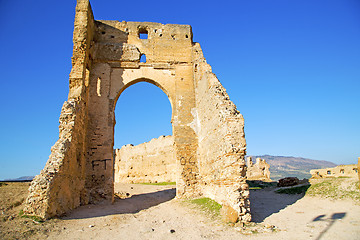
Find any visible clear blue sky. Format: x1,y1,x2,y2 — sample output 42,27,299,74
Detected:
0,0,359,180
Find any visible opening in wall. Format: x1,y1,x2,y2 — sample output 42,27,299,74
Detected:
139,28,148,39
113,81,175,209
140,54,146,63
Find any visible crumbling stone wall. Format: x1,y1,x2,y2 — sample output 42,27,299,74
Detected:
25,0,251,222
114,135,176,183
310,164,358,179
246,156,271,181
24,0,94,218
193,48,250,222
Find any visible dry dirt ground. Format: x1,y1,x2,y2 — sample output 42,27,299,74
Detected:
1,180,359,240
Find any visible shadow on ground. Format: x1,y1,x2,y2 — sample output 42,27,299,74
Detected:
313,212,346,240
62,188,176,220
249,185,306,223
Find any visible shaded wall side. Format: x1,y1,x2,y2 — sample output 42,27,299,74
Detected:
193,43,251,222
114,135,176,183
84,62,115,203
24,0,95,218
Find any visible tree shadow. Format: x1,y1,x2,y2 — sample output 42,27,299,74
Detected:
249,181,306,223
62,188,176,220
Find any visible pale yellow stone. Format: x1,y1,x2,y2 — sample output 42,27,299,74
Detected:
24,0,250,222
310,164,358,179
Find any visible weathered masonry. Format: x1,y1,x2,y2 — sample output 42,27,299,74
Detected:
114,135,177,184
310,164,358,179
246,156,271,182
24,0,250,222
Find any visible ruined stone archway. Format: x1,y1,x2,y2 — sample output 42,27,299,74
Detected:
113,79,173,146
113,80,174,185
24,0,251,222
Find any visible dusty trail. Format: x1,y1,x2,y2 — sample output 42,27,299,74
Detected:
37,183,360,240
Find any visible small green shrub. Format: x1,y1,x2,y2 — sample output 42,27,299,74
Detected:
0,182,7,187
189,197,222,216
275,185,310,194
19,210,44,223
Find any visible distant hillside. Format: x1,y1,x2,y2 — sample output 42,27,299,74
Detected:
2,176,34,182
250,155,337,180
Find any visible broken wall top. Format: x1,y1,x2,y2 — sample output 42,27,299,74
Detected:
93,20,194,64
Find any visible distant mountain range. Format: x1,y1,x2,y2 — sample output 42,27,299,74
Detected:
2,176,34,182
250,155,337,180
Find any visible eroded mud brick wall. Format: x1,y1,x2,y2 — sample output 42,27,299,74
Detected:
114,136,176,183
25,0,250,221
192,44,251,222
24,0,95,218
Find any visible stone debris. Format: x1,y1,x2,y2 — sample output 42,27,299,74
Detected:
114,191,132,199
277,177,300,187
220,204,239,223
235,222,278,235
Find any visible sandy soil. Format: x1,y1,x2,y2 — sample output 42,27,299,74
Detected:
1,182,359,240
40,183,360,240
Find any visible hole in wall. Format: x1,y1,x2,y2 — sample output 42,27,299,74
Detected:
140,54,146,63
138,27,148,39
139,33,148,39
101,31,106,35
185,34,188,38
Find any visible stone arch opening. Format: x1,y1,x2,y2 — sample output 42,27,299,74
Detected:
113,77,174,111
113,80,175,186
114,80,173,147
